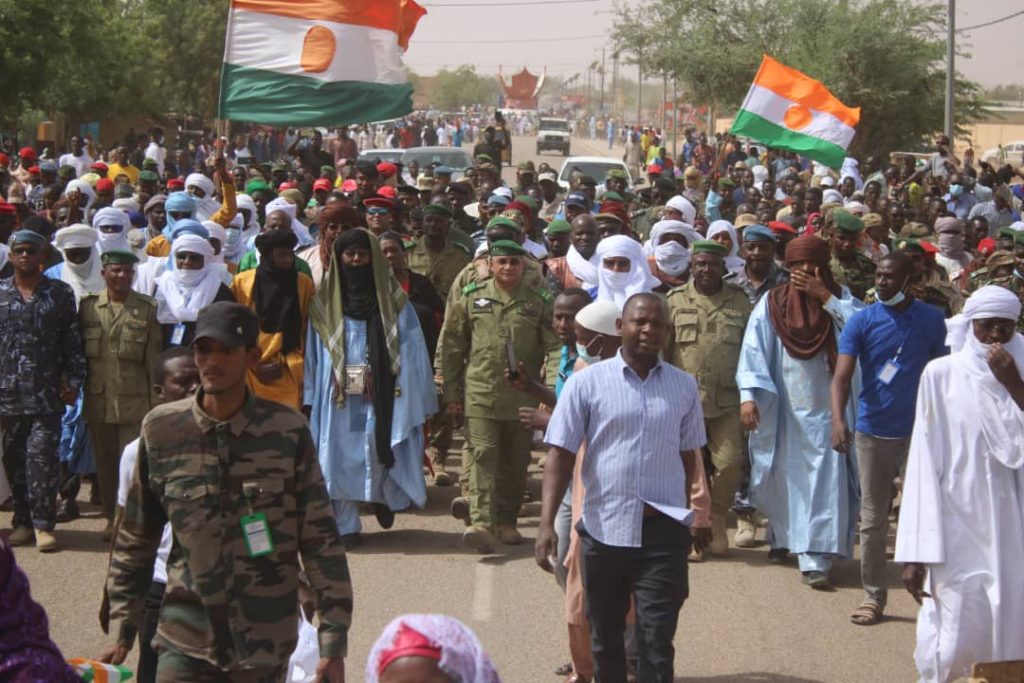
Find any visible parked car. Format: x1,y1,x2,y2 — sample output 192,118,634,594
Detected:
536,118,571,156
357,148,405,165
557,156,633,190
400,147,473,179
981,141,1024,165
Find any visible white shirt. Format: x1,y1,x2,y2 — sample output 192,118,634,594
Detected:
145,141,167,175
58,152,93,178
118,438,172,584
437,126,450,146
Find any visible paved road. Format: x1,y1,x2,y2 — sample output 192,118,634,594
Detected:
3,135,921,681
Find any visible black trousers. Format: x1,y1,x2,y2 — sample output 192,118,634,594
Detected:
579,515,690,683
137,580,167,683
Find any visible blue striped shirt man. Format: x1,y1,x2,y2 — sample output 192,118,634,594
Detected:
545,349,706,548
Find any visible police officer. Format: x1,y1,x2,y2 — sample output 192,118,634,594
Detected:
665,240,752,558
407,200,471,485
0,229,86,553
104,302,351,682
80,250,161,539
440,240,561,553
828,209,877,301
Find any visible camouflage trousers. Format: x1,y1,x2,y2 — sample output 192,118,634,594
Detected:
156,648,287,683
1,414,61,531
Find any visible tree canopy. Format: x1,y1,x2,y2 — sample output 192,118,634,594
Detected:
611,0,985,157
430,65,500,111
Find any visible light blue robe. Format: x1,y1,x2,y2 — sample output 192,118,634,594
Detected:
303,305,437,535
736,288,864,572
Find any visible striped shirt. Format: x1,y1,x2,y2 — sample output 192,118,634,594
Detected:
545,350,706,548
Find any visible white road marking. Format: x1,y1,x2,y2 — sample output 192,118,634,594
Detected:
472,561,496,621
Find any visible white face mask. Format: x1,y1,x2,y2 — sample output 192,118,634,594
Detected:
66,259,95,277
174,267,206,287
575,337,603,365
654,241,691,276
602,269,632,289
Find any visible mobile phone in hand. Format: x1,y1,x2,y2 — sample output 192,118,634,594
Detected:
505,342,518,382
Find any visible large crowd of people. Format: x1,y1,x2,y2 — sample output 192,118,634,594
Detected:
0,115,1022,683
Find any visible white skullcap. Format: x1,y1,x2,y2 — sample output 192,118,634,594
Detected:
492,186,514,200
946,285,1021,352
112,198,138,212
822,189,843,205
54,224,98,250
819,176,836,187
171,233,214,259
844,201,869,216
665,195,696,225
202,220,226,243
575,300,621,337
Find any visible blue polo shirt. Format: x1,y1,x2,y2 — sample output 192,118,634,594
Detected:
838,299,948,438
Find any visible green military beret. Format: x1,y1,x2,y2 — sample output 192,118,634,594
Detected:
998,227,1017,240
832,209,864,234
142,158,159,169
895,238,925,253
515,195,539,211
545,219,572,235
691,239,729,257
601,190,624,203
58,165,77,179
486,216,521,232
138,170,159,183
422,203,453,218
489,239,526,257
718,177,736,189
475,154,494,164
1014,231,1024,247
606,168,628,180
100,250,139,266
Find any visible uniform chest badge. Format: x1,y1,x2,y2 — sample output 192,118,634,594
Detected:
472,298,492,312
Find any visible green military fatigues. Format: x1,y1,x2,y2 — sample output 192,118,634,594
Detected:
829,252,877,301
450,214,479,253
107,392,352,676
665,281,752,519
80,290,162,519
440,277,560,531
630,204,665,242
407,237,472,467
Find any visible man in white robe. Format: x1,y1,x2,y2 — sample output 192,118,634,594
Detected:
895,285,1024,683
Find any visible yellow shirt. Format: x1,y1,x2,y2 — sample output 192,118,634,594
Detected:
230,268,315,409
107,163,139,185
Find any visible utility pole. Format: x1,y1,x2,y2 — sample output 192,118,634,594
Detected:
636,50,643,126
672,78,678,160
600,48,606,113
944,0,955,141
612,53,619,117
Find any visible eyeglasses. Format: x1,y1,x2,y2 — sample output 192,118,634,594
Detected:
367,207,390,216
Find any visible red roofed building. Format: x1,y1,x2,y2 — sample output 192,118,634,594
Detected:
498,67,545,110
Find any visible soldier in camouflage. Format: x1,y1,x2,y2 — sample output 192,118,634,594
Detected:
828,209,876,301
440,240,561,554
0,230,86,553
104,302,351,682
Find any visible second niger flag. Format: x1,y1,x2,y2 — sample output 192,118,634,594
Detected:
731,55,860,169
220,0,426,125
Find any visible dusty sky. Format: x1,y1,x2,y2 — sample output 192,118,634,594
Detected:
404,0,1024,89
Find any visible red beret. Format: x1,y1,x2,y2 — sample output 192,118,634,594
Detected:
377,162,397,178
768,220,797,235
364,196,395,211
312,178,332,192
278,180,298,190
95,178,114,192
27,165,40,174
0,154,9,167
166,178,185,190
91,161,109,172
377,185,397,199
19,147,36,161
341,179,357,192
977,237,997,256
0,201,16,215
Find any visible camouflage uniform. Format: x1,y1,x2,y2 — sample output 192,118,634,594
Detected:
865,270,964,318
830,252,877,301
0,276,86,531
440,277,560,532
107,392,352,677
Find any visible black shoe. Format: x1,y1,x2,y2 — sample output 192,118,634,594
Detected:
450,497,470,525
56,498,80,523
802,570,834,591
766,547,789,564
341,533,361,550
374,504,395,530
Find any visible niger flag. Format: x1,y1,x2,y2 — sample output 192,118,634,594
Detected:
220,0,426,125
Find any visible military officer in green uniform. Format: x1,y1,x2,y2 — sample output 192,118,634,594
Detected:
866,239,962,317
440,240,560,553
665,240,752,558
104,302,351,682
828,209,876,301
630,176,677,242
421,201,475,255
408,200,472,485
80,250,162,538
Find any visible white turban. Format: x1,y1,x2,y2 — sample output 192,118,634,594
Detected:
92,207,132,253
822,189,844,205
844,201,869,216
752,165,769,191
112,198,139,212
705,220,745,273
946,285,1022,353
185,172,215,197
64,179,96,214
53,224,103,301
595,235,659,310
575,300,621,337
666,195,696,225
644,220,701,278
171,233,215,260
54,223,98,250
266,197,313,247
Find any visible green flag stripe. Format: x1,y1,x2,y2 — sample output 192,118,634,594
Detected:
220,63,413,126
730,109,848,169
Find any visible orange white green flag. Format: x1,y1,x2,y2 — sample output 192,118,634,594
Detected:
730,55,860,169
219,0,426,125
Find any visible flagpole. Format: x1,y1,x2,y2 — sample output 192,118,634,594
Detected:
944,0,955,141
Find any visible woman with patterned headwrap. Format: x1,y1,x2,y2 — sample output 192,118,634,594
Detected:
303,229,436,547
736,235,865,590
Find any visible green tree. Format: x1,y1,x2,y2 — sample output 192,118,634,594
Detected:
432,65,499,111
612,0,985,157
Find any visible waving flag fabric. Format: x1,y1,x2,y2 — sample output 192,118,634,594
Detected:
220,0,426,125
731,55,860,169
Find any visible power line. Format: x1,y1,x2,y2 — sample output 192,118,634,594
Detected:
956,8,1024,33
422,0,596,5
414,34,607,44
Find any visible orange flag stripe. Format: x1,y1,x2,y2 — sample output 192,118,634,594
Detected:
233,0,407,36
752,55,860,129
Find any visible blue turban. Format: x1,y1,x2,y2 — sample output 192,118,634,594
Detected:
163,191,198,239
169,218,209,242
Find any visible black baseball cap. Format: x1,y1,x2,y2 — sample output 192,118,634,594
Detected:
192,302,259,348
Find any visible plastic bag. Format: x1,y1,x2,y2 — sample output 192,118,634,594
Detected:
67,658,133,682
287,614,320,683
